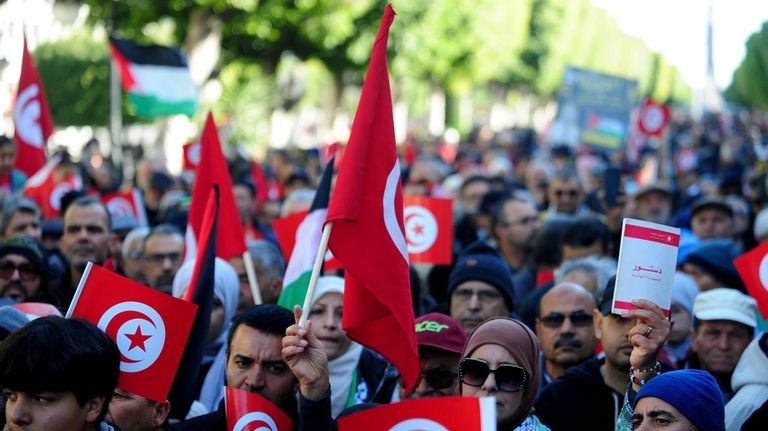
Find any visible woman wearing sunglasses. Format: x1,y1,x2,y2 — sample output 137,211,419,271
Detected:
459,317,550,430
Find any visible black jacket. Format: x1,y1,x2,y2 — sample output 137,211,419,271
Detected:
534,357,623,431
170,388,332,431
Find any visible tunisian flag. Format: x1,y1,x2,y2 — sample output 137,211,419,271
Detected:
225,388,293,431
66,262,197,402
102,188,149,226
404,196,453,265
185,112,246,261
324,4,419,393
337,396,496,431
733,241,768,319
13,37,53,177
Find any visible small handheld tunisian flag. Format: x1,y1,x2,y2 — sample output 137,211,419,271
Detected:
734,241,768,319
13,36,53,177
182,140,200,171
66,262,197,402
185,113,246,262
337,396,496,431
324,4,419,393
23,155,83,219
225,388,293,431
102,188,149,226
404,196,452,265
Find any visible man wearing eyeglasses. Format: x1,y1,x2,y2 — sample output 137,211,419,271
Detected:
0,236,49,304
141,224,184,294
407,313,467,399
535,283,597,396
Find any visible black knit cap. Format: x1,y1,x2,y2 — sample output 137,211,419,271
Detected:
448,240,515,310
683,240,745,292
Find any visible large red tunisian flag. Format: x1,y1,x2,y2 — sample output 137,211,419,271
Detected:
185,112,246,261
66,263,197,402
324,4,419,393
13,37,54,177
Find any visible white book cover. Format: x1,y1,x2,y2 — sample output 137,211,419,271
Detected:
612,218,680,317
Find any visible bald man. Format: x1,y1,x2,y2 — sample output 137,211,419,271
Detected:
536,283,598,394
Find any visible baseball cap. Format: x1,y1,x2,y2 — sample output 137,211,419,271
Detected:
693,288,758,328
690,196,733,220
633,182,672,200
414,313,467,354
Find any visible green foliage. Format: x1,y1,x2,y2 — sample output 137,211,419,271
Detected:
726,22,768,108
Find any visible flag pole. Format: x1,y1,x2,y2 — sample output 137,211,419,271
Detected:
299,222,333,327
242,250,263,305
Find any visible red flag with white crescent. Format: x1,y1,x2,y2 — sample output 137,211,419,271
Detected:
23,155,82,219
66,263,197,402
182,140,200,171
225,388,293,431
734,241,768,319
102,188,148,226
13,36,53,177
337,396,496,431
404,196,453,265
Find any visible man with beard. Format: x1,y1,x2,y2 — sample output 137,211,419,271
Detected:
535,283,598,396
0,236,49,304
535,276,673,430
61,196,114,303
141,224,184,294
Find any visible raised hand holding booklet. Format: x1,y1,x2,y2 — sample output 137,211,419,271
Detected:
613,218,680,317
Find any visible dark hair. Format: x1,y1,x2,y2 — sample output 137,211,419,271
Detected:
226,304,294,354
459,175,490,194
0,316,120,422
532,218,573,267
142,223,183,255
490,197,530,233
233,180,257,199
65,195,112,233
0,135,14,149
562,217,609,251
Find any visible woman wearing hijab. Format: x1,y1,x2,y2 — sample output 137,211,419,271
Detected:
171,257,239,414
309,276,399,418
459,317,550,430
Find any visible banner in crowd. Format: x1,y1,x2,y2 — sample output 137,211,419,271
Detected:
549,66,638,152
324,4,419,393
13,36,53,177
102,188,149,226
404,196,452,265
734,241,768,319
225,388,293,431
109,36,197,118
66,262,197,402
336,396,496,431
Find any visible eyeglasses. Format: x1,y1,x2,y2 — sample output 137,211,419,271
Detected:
505,216,538,226
555,189,579,197
538,311,594,329
143,252,182,264
452,288,502,304
402,368,458,390
0,261,39,281
458,358,528,392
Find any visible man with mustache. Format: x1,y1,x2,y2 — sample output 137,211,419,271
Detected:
535,283,597,395
535,276,673,430
0,236,48,303
141,224,184,294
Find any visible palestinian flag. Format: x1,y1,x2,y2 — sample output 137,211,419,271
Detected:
278,156,334,310
109,36,197,118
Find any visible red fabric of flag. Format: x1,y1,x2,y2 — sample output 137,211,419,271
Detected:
187,112,246,260
13,36,53,177
66,263,197,402
404,196,453,265
102,188,148,226
734,241,768,319
225,388,293,431
324,4,419,393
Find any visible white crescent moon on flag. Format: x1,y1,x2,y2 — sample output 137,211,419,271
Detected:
98,301,166,373
13,84,45,148
759,254,768,293
232,411,278,431
388,418,449,431
383,159,408,263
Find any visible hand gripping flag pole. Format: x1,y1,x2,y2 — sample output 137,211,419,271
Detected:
298,222,333,327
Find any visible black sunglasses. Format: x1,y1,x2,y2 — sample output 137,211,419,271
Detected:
0,261,39,282
555,189,579,197
539,311,594,329
459,358,528,392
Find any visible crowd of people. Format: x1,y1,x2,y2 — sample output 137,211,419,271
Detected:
0,109,766,431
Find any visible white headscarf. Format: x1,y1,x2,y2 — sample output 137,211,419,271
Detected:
311,276,363,418
171,257,239,412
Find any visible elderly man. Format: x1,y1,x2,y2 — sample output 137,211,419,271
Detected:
407,313,467,399
0,236,51,304
171,304,331,431
107,390,171,431
544,169,589,219
229,240,286,310
141,224,184,294
62,196,114,301
0,316,121,431
681,288,757,402
690,197,735,241
0,198,42,240
448,240,515,334
120,227,150,284
536,283,598,394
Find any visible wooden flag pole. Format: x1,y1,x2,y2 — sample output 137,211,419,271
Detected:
242,250,263,305
299,222,334,327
